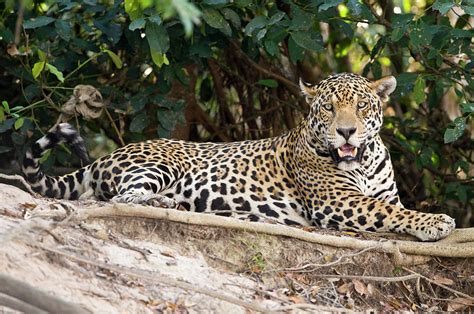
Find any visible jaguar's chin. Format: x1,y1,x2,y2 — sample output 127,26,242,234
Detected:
329,143,366,171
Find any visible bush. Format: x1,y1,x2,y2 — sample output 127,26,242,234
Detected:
0,0,472,225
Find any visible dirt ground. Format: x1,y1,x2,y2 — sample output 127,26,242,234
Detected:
0,183,473,313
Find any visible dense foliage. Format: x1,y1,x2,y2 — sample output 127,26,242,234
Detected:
0,0,472,225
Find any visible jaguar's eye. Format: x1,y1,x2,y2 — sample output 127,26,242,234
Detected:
323,103,333,111
357,101,368,109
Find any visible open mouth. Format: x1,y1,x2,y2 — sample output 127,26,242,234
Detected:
329,143,366,164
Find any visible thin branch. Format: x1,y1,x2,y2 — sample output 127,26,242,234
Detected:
310,273,419,282
14,0,25,45
402,267,474,301
228,41,301,97
266,245,380,273
104,107,125,146
271,303,348,313
362,0,392,28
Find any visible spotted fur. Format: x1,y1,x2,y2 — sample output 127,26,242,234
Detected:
22,73,455,241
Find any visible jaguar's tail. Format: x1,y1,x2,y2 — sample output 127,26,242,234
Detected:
22,123,91,199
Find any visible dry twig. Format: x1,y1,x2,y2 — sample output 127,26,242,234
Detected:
271,303,348,313
310,274,419,282
267,245,381,273
402,267,474,302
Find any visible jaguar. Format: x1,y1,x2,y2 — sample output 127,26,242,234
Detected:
22,73,455,241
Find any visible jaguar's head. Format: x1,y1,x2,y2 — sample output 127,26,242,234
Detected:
300,73,396,171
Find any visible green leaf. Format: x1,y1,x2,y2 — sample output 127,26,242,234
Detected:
370,36,386,59
202,8,232,36
130,112,150,133
38,50,46,61
319,0,342,11
55,19,72,41
413,77,426,104
14,117,24,130
460,103,474,114
289,6,313,31
32,61,46,79
170,0,201,36
10,106,24,112
189,41,213,58
392,13,415,27
244,16,267,36
149,16,162,24
390,13,414,41
268,11,286,26
146,22,169,54
347,0,362,15
156,109,176,131
2,100,10,114
288,36,304,63
264,39,279,56
444,117,466,143
45,63,65,82
0,108,4,122
257,79,278,88
124,0,143,20
391,28,405,42
129,17,146,31
103,49,123,69
432,0,455,14
462,5,474,15
395,72,417,96
151,52,170,68
256,28,267,41
203,0,229,4
451,28,474,38
39,149,51,164
290,31,323,52
454,159,469,175
146,21,170,63
235,0,252,7
409,23,434,47
221,8,241,29
0,119,14,133
24,16,55,29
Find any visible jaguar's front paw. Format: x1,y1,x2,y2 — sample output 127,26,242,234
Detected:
414,214,455,241
142,194,179,209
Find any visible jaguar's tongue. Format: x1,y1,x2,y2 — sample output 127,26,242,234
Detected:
337,144,357,158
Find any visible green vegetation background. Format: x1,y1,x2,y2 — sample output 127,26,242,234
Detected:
0,0,472,225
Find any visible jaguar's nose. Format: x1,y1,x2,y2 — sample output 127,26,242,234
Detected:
336,127,357,140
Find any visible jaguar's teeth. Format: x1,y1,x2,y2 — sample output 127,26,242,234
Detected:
337,146,357,158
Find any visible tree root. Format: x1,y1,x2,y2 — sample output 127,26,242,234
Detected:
80,203,474,258
37,244,271,313
0,274,88,314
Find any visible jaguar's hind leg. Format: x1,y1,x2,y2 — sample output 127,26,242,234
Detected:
111,167,179,208
112,191,178,208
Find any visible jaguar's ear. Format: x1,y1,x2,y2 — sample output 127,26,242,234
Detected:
372,76,397,101
299,79,317,101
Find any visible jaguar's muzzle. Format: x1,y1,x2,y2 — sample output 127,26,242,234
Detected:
329,143,366,164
